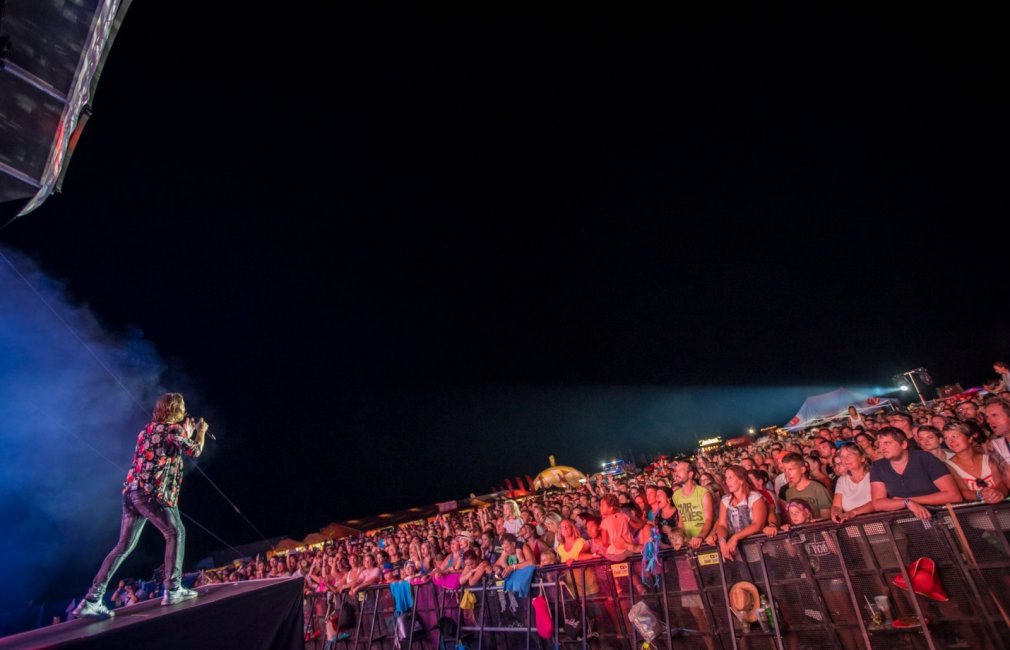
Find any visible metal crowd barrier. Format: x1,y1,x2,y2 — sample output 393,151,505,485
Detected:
301,502,1010,650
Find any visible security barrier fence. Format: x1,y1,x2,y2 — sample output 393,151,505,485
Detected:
303,502,1010,650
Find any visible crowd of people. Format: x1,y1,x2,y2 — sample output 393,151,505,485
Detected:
109,366,1010,630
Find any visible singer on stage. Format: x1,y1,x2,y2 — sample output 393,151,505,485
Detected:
73,392,208,618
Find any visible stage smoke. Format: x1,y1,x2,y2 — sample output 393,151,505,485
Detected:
0,247,167,611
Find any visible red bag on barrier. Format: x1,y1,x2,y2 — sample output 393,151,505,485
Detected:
533,585,553,639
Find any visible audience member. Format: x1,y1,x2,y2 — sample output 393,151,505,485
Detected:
671,460,715,549
493,533,534,577
870,427,962,520
781,498,819,531
781,453,833,520
914,425,949,462
983,397,1010,488
713,465,768,561
599,494,640,560
831,444,874,522
943,421,1009,504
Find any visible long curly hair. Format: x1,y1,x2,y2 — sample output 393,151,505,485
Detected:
152,393,185,423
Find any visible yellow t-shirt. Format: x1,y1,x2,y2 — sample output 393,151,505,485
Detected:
556,538,585,563
557,538,598,596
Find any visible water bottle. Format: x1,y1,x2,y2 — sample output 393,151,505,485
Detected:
759,595,775,633
756,598,770,632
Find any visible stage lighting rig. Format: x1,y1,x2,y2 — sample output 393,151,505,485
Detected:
897,367,932,405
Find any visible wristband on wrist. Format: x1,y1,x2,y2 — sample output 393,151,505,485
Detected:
902,498,910,509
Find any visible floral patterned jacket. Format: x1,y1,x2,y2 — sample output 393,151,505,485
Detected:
123,422,200,507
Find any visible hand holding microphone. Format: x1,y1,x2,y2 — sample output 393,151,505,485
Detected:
184,416,215,441
195,417,215,441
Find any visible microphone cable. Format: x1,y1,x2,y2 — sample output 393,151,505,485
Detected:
2,247,269,546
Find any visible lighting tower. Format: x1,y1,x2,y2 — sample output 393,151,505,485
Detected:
900,367,932,405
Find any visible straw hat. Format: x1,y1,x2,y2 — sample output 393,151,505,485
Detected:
728,581,761,623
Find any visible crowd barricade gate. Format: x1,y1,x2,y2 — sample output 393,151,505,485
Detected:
303,591,325,648
458,575,536,649
935,503,1010,647
831,505,1010,650
298,503,1010,649
302,580,472,650
543,560,633,649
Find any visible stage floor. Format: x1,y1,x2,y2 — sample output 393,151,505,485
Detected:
0,577,304,650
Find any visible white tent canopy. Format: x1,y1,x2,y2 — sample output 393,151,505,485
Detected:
784,387,896,431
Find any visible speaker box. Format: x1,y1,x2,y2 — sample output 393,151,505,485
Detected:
937,384,964,398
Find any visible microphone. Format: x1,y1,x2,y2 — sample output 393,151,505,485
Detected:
188,417,216,441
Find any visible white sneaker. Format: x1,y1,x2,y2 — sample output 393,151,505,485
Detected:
161,586,198,606
73,598,114,618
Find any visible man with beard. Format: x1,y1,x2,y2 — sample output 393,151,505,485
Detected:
670,459,715,548
983,397,1010,488
870,427,961,520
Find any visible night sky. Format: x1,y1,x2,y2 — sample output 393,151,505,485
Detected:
1,8,1007,606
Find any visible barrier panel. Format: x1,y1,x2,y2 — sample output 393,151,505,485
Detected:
300,502,1010,650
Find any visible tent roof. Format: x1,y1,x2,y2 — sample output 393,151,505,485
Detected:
532,465,586,491
272,538,303,553
341,503,443,532
319,523,361,540
301,533,329,546
785,387,895,430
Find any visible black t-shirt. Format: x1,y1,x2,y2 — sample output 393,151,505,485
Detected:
869,450,950,499
653,507,679,544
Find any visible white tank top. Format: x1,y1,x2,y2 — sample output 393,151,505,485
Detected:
945,454,993,493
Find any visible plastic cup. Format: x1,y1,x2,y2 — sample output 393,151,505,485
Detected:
874,595,892,623
865,603,883,627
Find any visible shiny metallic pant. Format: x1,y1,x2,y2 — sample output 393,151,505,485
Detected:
87,490,185,599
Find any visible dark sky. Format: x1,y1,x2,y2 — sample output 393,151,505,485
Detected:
1,7,1007,602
